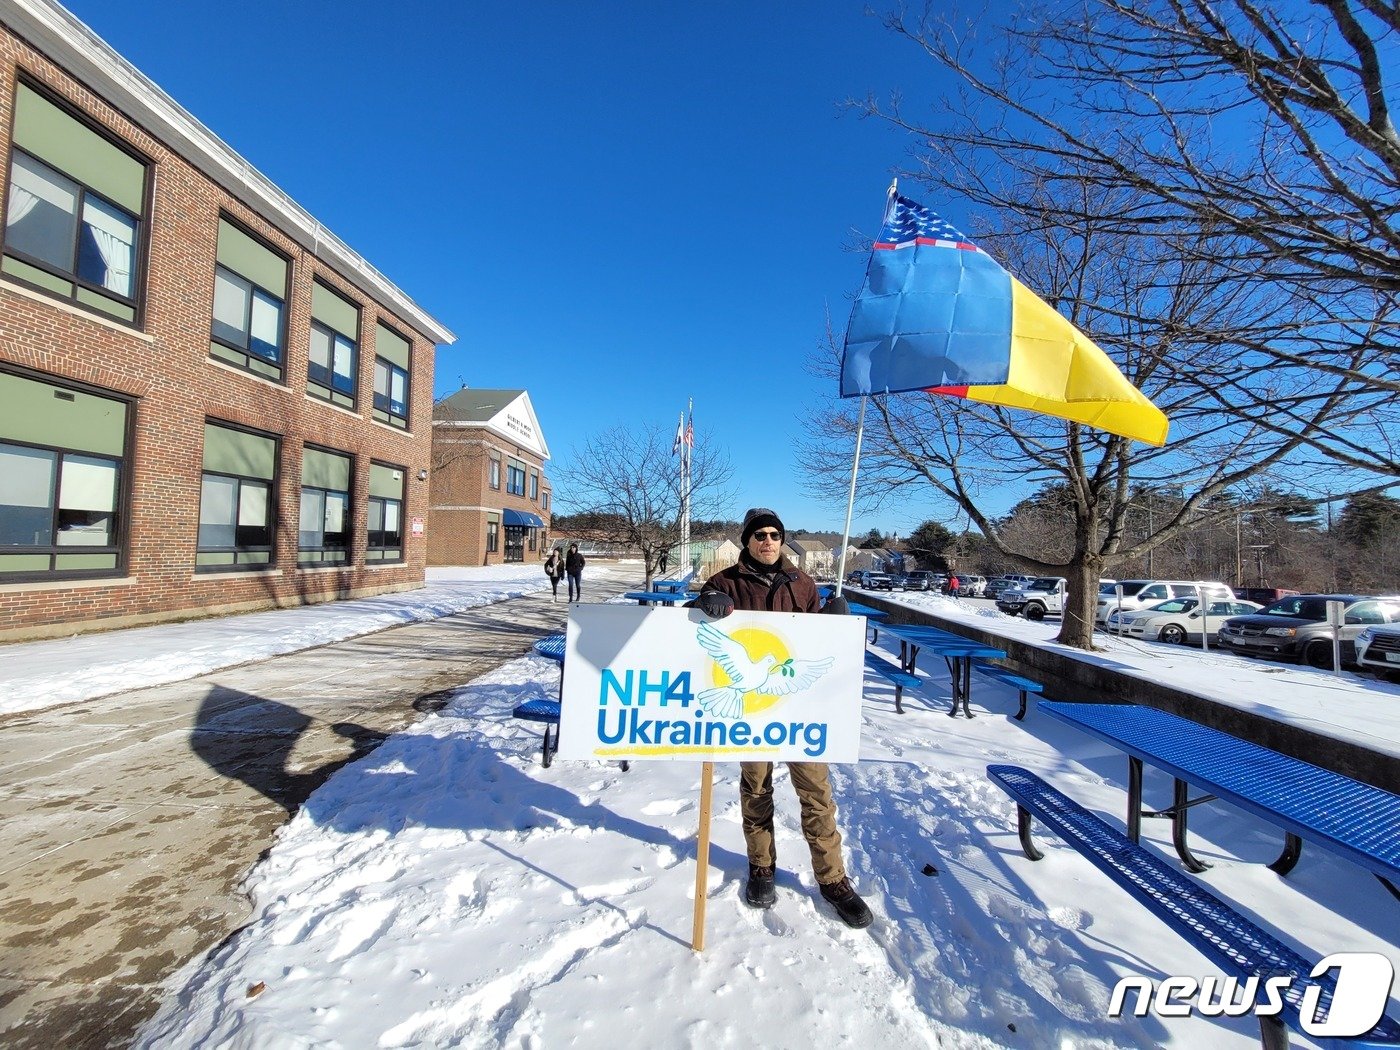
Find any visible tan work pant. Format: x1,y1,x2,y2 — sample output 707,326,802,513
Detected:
740,761,845,885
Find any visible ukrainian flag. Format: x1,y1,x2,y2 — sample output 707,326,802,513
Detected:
840,193,1168,447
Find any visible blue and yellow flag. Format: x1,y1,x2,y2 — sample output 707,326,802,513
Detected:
840,193,1168,446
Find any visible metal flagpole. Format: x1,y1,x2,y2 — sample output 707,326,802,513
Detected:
833,395,867,598
681,398,692,572
834,181,896,598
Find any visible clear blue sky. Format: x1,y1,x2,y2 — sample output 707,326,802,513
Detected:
61,0,981,537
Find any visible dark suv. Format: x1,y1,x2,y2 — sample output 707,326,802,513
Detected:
903,571,937,591
1216,594,1400,668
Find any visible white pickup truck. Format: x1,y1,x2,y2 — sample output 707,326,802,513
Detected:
995,577,1069,620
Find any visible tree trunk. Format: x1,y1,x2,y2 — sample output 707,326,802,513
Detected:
1057,556,1103,649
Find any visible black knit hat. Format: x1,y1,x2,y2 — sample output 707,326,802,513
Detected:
741,507,785,546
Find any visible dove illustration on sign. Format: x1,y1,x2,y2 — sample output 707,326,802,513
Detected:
694,620,835,720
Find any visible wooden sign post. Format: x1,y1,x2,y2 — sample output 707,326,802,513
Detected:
691,761,715,951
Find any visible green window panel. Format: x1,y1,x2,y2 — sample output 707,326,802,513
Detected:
54,552,117,570
311,281,359,339
216,219,286,294
0,371,127,456
13,84,146,214
0,553,52,572
2,255,73,296
302,446,351,490
374,322,411,369
203,422,277,480
369,463,405,499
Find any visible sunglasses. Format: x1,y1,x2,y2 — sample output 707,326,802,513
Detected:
750,530,782,542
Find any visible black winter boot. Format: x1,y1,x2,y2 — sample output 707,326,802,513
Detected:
819,877,873,928
744,865,776,909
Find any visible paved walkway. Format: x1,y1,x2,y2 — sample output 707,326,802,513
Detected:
0,565,641,1049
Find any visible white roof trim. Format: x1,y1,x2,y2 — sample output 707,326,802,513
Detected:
6,0,455,346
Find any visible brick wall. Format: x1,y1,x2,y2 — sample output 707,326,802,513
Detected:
427,429,552,566
0,28,442,641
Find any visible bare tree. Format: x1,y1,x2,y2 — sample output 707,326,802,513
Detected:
554,424,735,590
860,0,1399,467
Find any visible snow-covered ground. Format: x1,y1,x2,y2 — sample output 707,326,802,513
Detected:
0,564,556,716
94,586,1395,1049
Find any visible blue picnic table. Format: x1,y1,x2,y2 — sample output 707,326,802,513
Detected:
878,622,1007,718
519,632,628,772
622,590,693,607
1039,701,1400,895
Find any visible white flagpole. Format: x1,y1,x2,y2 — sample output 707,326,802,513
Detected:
682,397,693,572
833,395,867,598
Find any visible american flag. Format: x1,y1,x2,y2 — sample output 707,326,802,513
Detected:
684,412,694,448
875,195,979,252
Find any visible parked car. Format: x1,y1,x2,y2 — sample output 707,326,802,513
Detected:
1356,624,1400,680
983,576,1019,599
1096,580,1235,628
996,577,1068,619
858,571,895,591
1118,597,1263,645
1234,587,1301,606
1216,594,1400,668
903,570,938,591
958,574,988,597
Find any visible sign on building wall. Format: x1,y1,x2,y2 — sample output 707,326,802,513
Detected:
557,605,865,762
411,517,425,536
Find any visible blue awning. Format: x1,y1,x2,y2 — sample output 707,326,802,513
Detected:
503,509,545,528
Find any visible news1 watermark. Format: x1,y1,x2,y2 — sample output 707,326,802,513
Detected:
1107,953,1396,1037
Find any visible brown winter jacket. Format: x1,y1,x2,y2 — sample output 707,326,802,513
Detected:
698,551,821,614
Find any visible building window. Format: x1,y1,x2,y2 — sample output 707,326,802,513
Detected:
0,369,129,578
486,518,499,553
489,456,501,490
308,281,359,410
507,462,526,496
528,528,537,552
2,83,148,324
210,217,288,381
529,470,539,501
542,490,550,512
299,446,352,565
372,323,411,429
366,461,405,563
197,421,277,571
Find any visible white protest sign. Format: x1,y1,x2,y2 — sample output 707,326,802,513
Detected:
557,604,865,762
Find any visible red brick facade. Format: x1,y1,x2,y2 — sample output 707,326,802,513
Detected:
428,429,553,566
0,21,449,641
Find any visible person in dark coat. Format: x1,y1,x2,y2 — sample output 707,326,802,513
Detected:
690,507,872,929
565,543,586,602
543,546,565,602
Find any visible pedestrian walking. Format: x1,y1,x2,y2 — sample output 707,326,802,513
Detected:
543,547,565,602
949,574,960,597
565,543,586,602
690,507,873,929
658,548,669,574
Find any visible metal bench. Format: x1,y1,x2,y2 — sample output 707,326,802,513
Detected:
970,662,1043,720
987,764,1400,1049
864,651,923,714
513,696,563,767
515,634,627,772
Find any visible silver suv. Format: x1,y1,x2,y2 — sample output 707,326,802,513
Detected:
1097,580,1234,628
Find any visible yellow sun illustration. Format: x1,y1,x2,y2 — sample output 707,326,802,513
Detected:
710,627,792,714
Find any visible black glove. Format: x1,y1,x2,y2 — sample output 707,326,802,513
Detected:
697,590,735,619
820,595,851,615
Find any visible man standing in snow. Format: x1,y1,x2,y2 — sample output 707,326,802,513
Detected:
690,507,873,929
